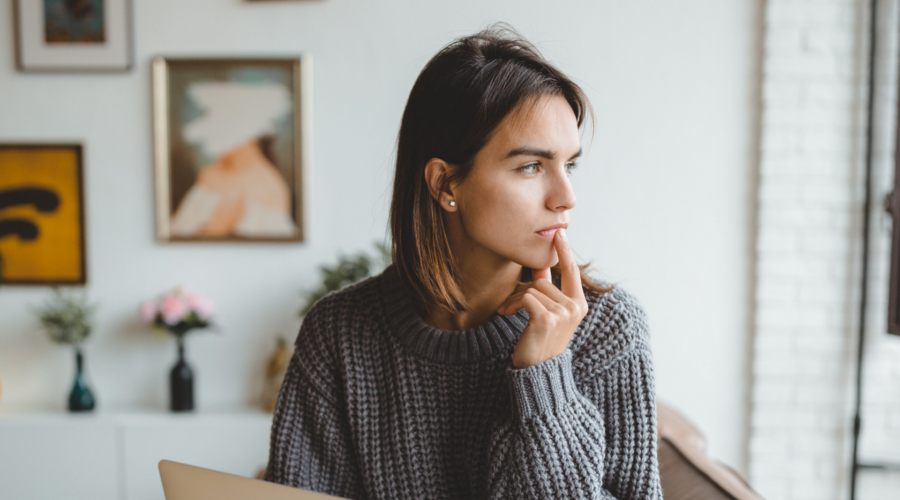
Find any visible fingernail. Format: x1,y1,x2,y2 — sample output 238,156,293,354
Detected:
559,228,567,240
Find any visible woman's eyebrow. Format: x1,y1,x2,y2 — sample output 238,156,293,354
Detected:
504,146,582,160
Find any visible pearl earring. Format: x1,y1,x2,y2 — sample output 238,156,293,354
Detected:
449,200,456,207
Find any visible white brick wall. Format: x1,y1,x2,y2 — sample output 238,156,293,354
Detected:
751,0,900,499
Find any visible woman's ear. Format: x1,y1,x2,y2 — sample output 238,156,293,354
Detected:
424,158,458,211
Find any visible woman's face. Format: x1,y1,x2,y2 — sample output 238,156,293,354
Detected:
449,94,581,270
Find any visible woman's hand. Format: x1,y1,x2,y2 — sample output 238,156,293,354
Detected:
497,228,589,369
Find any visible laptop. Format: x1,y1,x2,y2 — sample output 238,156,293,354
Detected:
159,459,349,500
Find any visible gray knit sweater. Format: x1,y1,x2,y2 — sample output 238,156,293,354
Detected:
264,264,663,500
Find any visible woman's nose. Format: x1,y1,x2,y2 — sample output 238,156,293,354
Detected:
548,167,576,211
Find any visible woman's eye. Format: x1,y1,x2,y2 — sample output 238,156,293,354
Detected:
518,163,539,174
565,162,579,175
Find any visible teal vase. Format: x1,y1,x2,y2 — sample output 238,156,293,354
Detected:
68,347,95,412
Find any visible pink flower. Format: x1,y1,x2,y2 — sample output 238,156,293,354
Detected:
186,292,215,320
160,295,187,325
139,300,158,323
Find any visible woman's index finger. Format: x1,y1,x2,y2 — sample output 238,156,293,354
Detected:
555,228,584,300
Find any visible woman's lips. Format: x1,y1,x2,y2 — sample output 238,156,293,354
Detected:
535,222,567,240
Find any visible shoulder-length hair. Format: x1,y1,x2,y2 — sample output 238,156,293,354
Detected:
389,23,615,317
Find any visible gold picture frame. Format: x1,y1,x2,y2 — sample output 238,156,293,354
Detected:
151,55,313,242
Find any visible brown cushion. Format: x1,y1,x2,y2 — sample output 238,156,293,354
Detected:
657,401,764,500
659,438,736,500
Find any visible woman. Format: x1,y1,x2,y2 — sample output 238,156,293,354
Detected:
265,24,663,500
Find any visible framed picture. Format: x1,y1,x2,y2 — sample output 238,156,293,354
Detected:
0,144,87,285
152,56,312,242
13,0,133,72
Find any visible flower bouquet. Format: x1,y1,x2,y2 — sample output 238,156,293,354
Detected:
140,287,215,412
32,287,98,412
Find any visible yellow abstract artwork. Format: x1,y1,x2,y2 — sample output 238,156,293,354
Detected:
0,145,85,284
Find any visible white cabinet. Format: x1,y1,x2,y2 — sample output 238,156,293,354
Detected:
0,410,273,500
0,414,120,500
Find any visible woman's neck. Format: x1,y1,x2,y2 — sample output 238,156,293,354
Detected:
422,256,524,332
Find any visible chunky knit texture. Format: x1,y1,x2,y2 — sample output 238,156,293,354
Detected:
264,264,663,500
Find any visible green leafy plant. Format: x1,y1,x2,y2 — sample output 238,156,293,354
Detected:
299,241,391,318
32,287,97,346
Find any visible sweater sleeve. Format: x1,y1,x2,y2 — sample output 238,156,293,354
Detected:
581,291,664,500
486,348,619,499
486,308,664,499
582,345,663,499
263,320,366,499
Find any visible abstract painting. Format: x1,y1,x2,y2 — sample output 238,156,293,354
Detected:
152,56,312,242
0,145,87,285
44,0,106,43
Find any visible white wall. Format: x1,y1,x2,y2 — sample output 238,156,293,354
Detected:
0,0,760,473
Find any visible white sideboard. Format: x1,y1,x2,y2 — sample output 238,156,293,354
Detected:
0,409,273,500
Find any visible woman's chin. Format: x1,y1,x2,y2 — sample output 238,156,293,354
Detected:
515,253,558,272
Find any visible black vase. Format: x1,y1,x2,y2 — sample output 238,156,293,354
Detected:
169,336,194,412
69,347,95,412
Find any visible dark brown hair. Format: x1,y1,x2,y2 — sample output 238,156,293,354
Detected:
389,23,614,317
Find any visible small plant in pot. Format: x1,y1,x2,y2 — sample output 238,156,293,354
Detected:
299,241,391,318
32,287,98,412
140,287,215,412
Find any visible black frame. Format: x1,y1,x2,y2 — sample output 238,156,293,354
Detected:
888,75,900,335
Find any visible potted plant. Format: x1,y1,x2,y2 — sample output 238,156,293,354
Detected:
140,287,215,412
32,287,98,412
299,241,391,318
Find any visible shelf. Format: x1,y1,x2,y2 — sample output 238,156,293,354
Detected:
0,407,274,425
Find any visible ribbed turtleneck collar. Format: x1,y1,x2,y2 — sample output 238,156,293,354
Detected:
378,264,531,364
